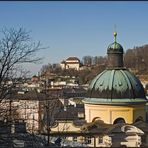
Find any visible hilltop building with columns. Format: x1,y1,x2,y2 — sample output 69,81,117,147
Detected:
60,57,81,70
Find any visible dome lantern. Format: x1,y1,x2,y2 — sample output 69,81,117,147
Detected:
107,32,124,69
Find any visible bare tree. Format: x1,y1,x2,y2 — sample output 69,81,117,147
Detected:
0,27,45,119
82,56,93,67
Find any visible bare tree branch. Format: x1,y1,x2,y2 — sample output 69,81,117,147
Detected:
0,27,46,107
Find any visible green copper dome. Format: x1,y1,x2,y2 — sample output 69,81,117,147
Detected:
84,69,147,105
107,42,123,54
83,32,147,105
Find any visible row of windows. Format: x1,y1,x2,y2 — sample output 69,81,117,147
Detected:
90,116,144,125
113,116,144,124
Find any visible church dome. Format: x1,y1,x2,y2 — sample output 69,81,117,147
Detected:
83,32,147,105
84,69,147,105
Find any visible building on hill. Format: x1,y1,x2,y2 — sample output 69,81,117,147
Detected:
60,57,81,70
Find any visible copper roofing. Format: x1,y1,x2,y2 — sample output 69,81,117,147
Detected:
107,42,124,54
84,69,147,105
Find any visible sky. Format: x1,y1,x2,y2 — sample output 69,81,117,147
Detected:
0,1,148,76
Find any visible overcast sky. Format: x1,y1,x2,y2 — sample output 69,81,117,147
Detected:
0,1,148,76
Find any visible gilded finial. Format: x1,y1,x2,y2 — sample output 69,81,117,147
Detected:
114,24,117,42
114,32,117,42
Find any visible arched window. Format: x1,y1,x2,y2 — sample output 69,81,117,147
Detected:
113,117,126,124
92,117,101,122
135,116,143,122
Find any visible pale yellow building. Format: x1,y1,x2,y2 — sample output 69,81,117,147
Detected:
83,32,147,125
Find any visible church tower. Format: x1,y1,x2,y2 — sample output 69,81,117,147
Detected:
83,32,147,124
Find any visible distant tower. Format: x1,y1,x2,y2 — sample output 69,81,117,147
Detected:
83,32,147,124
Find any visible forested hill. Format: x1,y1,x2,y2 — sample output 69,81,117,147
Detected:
124,44,148,75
